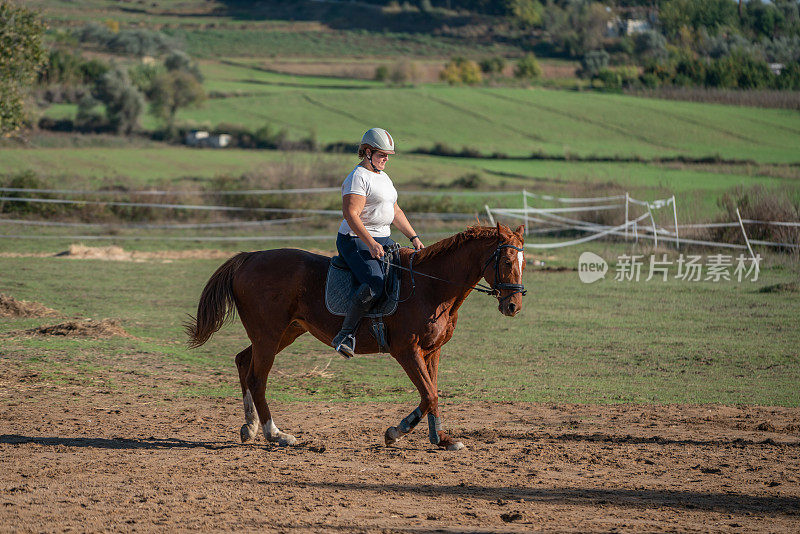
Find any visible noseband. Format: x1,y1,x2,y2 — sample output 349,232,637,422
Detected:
478,243,528,304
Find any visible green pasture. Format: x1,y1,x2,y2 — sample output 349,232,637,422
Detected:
3,144,796,224
37,62,800,163
1,239,798,406
171,84,800,162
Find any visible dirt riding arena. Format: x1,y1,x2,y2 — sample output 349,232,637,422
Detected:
1,352,798,533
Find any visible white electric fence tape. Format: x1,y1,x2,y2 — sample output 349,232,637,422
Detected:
0,197,473,220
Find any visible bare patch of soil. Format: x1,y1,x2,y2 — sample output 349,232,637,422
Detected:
12,319,131,339
0,294,59,318
0,351,798,532
0,245,335,262
54,244,239,262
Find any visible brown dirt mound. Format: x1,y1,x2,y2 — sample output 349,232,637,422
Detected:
18,319,132,339
0,294,59,318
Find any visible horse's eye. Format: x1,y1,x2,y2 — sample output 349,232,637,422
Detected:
504,259,512,266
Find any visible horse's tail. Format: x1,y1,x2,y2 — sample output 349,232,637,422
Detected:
185,252,253,348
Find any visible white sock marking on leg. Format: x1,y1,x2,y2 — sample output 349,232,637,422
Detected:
243,390,259,426
262,419,297,446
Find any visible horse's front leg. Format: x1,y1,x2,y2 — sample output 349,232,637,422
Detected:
384,348,464,451
425,349,464,451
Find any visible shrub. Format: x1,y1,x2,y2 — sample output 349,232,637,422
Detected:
439,57,482,85
479,56,506,76
75,94,106,132
773,62,800,90
75,24,178,57
374,65,389,82
450,173,483,189
390,61,420,85
713,185,800,252
579,49,609,78
514,53,543,80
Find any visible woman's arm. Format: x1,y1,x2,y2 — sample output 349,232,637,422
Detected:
393,202,424,250
343,194,385,258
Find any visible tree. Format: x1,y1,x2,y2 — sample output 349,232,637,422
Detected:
634,30,668,61
659,0,739,38
506,0,544,28
94,66,145,135
164,50,204,83
0,0,47,135
149,70,206,136
542,0,613,58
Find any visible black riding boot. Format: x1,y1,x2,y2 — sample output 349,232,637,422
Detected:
332,283,377,359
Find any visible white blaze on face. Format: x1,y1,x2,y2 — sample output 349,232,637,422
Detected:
517,251,524,273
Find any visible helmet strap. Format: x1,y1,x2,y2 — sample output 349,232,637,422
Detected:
366,148,379,173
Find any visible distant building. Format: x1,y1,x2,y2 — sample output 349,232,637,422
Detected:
185,130,209,146
207,134,232,148
769,63,785,75
185,130,231,148
625,18,651,35
606,17,651,37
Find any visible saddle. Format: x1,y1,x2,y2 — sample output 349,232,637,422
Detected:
325,245,403,352
325,245,402,318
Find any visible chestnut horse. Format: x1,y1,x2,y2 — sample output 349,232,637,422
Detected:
186,223,526,451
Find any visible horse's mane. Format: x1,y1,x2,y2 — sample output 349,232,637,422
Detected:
413,225,499,265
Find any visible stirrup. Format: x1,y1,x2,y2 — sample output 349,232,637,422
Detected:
334,334,356,359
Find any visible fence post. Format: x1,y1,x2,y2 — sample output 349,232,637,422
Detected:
624,192,629,241
736,207,756,262
522,189,529,236
484,205,495,226
647,203,658,249
671,195,679,249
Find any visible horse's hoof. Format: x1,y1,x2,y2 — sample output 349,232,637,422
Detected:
446,441,465,451
384,426,402,446
267,432,297,446
240,424,258,443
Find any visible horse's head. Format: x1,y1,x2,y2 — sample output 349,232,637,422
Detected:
483,223,527,317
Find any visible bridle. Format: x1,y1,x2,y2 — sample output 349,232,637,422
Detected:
383,240,527,305
478,243,528,304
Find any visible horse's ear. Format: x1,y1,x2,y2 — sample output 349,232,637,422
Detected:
497,222,510,237
513,225,524,237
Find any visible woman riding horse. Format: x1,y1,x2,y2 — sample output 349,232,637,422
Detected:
332,128,424,358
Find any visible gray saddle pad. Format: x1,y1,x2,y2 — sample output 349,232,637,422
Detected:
325,254,401,318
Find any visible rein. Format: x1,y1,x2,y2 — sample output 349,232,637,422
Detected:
382,241,527,304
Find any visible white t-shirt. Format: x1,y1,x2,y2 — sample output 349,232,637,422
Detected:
338,165,398,238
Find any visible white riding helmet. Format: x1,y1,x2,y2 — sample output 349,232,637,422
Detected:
360,127,395,154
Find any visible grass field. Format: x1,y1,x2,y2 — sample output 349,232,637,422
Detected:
37,61,800,163
1,238,798,406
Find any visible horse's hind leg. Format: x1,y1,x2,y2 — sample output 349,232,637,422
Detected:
235,346,260,443
244,323,306,446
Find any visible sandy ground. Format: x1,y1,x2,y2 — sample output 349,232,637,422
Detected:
1,350,798,534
